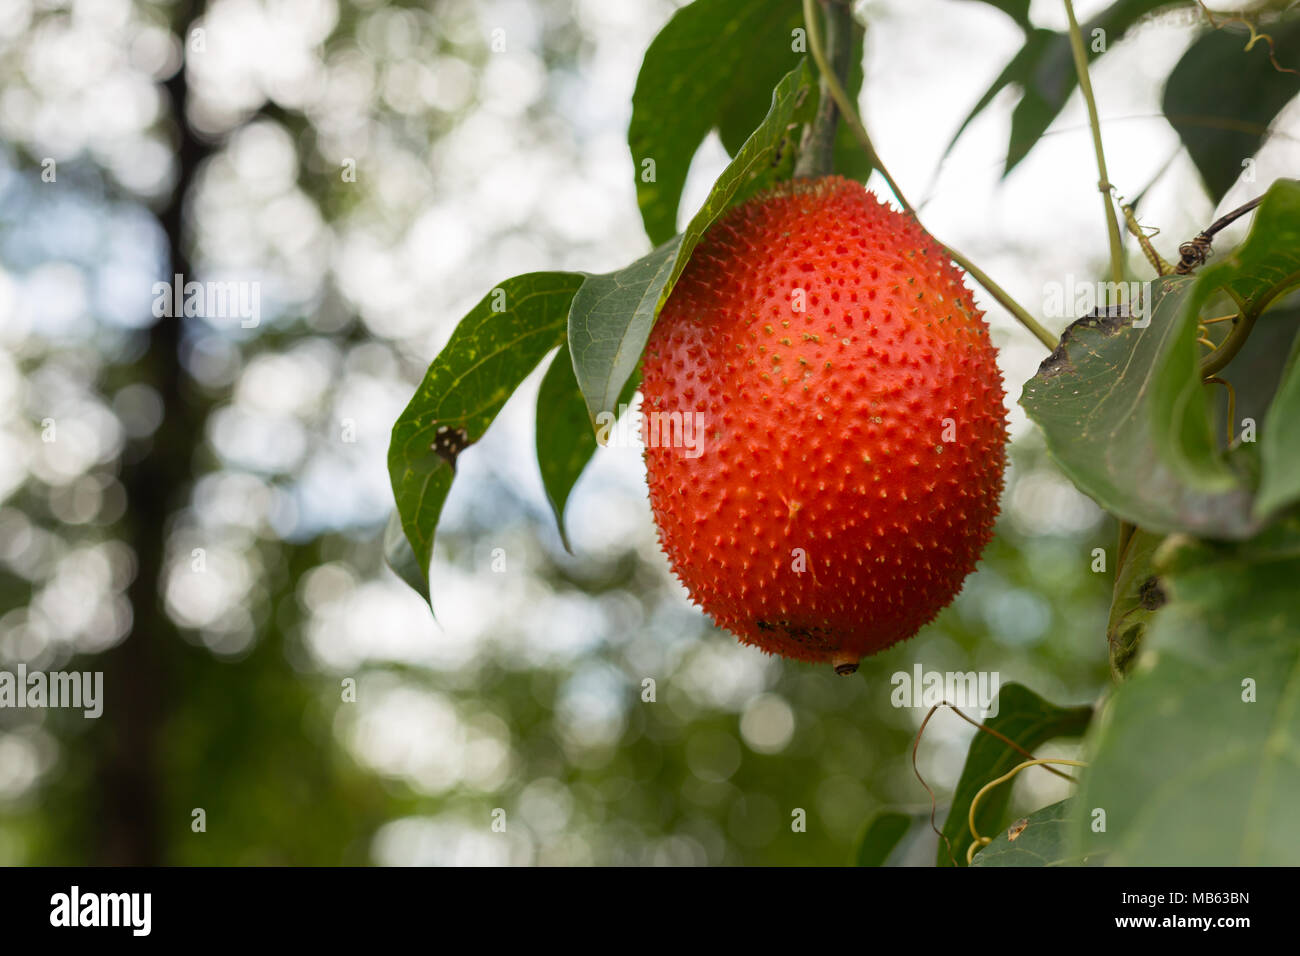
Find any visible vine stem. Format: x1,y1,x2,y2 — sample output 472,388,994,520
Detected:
800,0,1058,351
1062,0,1133,600
1063,0,1125,286
912,701,1080,866
966,758,1088,864
1201,311,1257,377
793,0,852,179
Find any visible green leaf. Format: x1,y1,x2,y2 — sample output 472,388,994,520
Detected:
970,799,1088,866
629,0,805,245
1162,20,1300,204
1073,515,1300,864
387,272,584,605
383,509,429,603
1194,178,1300,522
535,344,595,553
1206,305,1300,445
853,811,913,867
939,683,1092,867
535,345,641,551
571,59,818,425
1022,180,1300,538
943,1,1169,175
941,29,1055,168
1106,527,1166,679
566,237,681,432
1000,29,1076,175
1008,1,1171,174
1021,281,1258,538
1193,177,1300,322
1257,330,1300,518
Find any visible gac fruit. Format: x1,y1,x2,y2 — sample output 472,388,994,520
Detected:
640,175,1007,673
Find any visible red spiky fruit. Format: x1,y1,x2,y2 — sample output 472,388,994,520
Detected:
640,175,1007,673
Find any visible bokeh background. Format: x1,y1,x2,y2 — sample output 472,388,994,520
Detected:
0,0,1293,865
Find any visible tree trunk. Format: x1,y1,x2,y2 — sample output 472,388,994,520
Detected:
92,0,209,866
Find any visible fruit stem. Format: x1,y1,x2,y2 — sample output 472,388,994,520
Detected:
942,248,1059,351
832,652,860,676
801,0,1058,351
800,0,908,213
794,0,855,180
1063,0,1126,288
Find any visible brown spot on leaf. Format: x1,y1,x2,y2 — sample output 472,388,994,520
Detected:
431,425,471,469
1035,305,1133,379
1137,575,1167,611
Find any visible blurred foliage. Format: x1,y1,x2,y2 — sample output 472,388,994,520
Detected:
1163,16,1300,204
